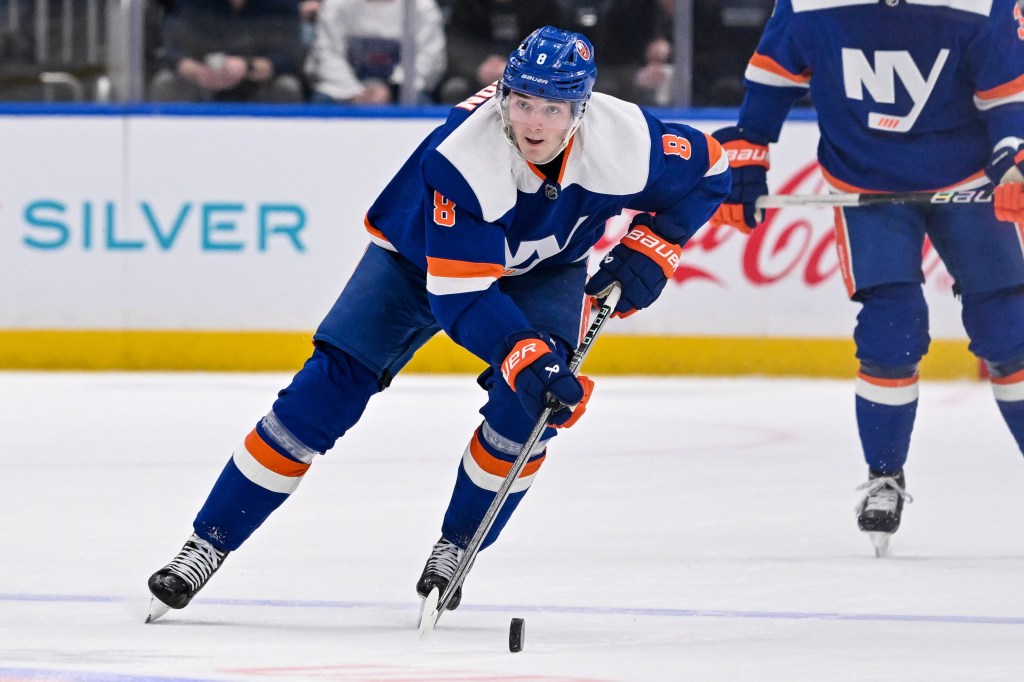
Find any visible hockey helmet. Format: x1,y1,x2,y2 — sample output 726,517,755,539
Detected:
498,26,597,162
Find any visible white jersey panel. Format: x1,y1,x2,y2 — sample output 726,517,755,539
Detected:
563,93,651,197
435,100,519,223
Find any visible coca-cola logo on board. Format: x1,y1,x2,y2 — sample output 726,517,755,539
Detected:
596,161,952,292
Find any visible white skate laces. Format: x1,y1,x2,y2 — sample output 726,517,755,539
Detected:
854,476,913,515
424,538,464,582
164,534,227,592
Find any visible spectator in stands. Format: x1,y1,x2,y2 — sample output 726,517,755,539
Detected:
434,0,551,104
436,0,671,106
305,0,446,105
692,0,775,106
298,0,321,49
556,0,672,106
149,0,305,103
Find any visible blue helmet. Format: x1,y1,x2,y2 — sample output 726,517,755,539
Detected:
501,26,597,104
498,26,597,162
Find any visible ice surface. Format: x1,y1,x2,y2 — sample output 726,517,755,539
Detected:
3,372,1024,681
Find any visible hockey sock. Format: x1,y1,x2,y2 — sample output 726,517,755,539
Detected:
855,368,919,474
441,421,548,550
194,414,315,551
988,359,1024,453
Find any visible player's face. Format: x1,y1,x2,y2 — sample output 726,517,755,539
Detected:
506,92,575,164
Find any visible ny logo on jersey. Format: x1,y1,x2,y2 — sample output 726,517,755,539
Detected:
841,48,949,133
504,215,589,272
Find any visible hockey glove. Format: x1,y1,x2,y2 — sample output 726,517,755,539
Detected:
708,126,770,233
498,332,594,428
585,213,682,318
986,139,1024,223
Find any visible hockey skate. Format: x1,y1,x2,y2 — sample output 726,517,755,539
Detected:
855,470,912,558
416,536,465,612
146,533,229,623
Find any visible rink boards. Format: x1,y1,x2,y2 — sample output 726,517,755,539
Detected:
0,106,975,377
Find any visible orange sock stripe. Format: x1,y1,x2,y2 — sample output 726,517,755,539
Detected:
856,371,919,388
991,367,1024,385
469,430,545,479
244,429,311,478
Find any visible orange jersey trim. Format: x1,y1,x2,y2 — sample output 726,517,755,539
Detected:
469,430,545,478
526,136,575,184
704,132,725,171
244,429,311,477
749,53,810,84
425,256,504,279
833,207,856,298
976,74,1024,101
363,215,386,241
820,167,987,194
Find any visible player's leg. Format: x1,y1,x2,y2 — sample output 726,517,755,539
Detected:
836,204,928,553
150,246,440,616
961,286,1024,449
416,262,588,607
929,203,1024,453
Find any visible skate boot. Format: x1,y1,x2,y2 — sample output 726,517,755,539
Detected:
415,536,464,610
146,533,229,623
855,470,913,558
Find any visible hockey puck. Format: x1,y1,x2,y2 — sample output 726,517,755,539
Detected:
509,617,526,652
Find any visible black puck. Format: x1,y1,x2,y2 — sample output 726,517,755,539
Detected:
509,617,526,652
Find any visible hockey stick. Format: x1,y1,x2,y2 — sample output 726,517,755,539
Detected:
418,282,623,638
754,187,994,210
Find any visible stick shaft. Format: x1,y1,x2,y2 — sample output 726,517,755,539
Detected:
755,187,994,210
433,283,622,621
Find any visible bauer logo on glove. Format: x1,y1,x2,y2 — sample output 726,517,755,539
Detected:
585,213,682,318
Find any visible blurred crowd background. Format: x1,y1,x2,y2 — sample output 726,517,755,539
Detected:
0,0,780,108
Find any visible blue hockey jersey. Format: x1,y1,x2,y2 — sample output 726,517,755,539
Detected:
738,0,1024,192
363,87,730,362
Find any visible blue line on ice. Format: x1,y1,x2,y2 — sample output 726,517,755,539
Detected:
3,592,1022,626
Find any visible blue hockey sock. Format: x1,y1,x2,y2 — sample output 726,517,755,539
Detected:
441,422,548,550
855,369,919,474
194,415,315,551
989,360,1024,454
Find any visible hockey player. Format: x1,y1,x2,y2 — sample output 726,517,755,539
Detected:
710,0,1024,556
146,25,730,622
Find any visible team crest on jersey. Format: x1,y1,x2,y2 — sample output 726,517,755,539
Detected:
575,40,591,61
1015,3,1024,40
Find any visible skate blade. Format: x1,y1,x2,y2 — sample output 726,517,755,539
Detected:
417,587,440,640
868,532,891,558
145,597,171,624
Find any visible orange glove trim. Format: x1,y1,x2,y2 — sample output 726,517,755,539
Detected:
553,375,595,429
722,140,770,169
620,224,683,278
500,338,553,389
995,183,1024,223
709,203,753,234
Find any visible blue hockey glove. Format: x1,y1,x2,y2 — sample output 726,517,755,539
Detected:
986,139,1024,186
585,213,682,318
986,140,1024,223
497,332,593,427
709,126,770,233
